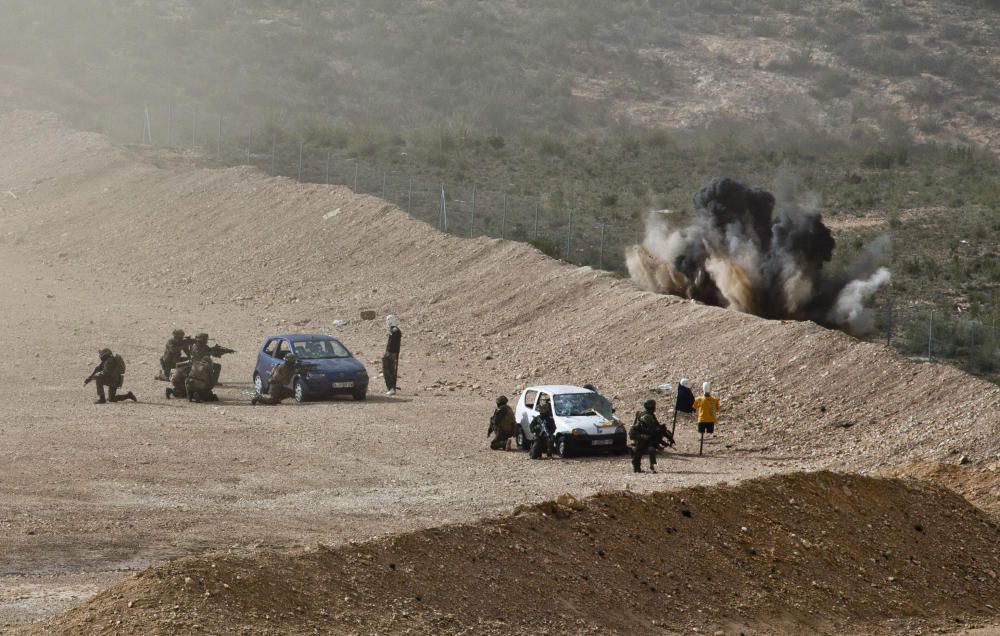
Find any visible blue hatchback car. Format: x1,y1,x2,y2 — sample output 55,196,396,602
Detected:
253,334,369,402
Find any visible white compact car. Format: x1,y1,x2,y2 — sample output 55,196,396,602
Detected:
513,385,627,457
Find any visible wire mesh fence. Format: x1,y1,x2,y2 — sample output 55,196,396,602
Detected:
100,102,1000,381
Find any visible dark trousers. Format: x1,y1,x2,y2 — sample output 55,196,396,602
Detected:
382,352,399,390
96,379,128,402
258,385,293,405
530,435,553,459
632,440,656,471
490,431,514,450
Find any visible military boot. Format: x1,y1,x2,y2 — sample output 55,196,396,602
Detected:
126,391,137,402
94,398,107,404
165,388,173,399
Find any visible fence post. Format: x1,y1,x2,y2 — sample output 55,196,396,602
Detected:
407,177,412,214
566,209,574,261
142,101,152,144
247,126,252,163
533,202,539,240
470,184,477,237
353,163,359,190
382,172,387,199
297,143,304,181
598,223,607,270
501,193,507,240
928,310,934,362
270,134,276,174
439,183,448,232
325,152,331,185
885,296,893,347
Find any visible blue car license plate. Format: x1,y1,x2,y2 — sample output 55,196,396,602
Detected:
331,381,354,389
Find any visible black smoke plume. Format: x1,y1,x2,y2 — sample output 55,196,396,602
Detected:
626,176,890,334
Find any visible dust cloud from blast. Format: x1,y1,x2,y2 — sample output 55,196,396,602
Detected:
627,175,891,335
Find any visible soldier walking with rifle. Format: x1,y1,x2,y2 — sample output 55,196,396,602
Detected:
85,348,136,404
629,399,660,473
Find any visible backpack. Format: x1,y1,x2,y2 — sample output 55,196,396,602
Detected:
113,354,126,375
628,411,642,442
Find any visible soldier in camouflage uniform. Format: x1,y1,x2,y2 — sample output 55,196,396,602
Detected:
251,353,300,406
166,360,192,399
157,329,191,381
630,399,660,473
488,395,518,451
85,348,136,404
529,398,557,459
189,333,233,386
184,354,220,402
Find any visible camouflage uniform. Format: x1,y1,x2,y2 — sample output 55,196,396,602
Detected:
189,333,226,386
87,348,136,404
157,329,191,381
184,356,219,402
630,402,660,473
166,361,192,399
529,401,556,459
251,354,297,406
489,399,518,451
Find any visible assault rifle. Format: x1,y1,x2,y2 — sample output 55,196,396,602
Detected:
204,345,236,358
83,363,103,386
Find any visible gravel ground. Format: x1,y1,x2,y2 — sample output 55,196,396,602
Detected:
1,110,999,632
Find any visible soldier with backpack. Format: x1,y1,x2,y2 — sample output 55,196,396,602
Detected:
629,399,660,473
84,348,136,404
529,397,557,459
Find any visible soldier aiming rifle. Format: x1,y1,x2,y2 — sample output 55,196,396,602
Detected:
85,348,136,404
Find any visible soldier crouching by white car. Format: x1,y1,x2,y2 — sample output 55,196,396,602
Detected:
488,395,517,450
529,397,557,459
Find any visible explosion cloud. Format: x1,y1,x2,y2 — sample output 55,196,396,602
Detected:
626,176,891,334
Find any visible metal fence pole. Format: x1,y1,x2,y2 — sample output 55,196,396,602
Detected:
470,184,477,237
353,163,359,190
407,177,412,214
501,193,507,240
270,134,276,174
928,310,934,362
598,223,606,270
566,209,574,260
382,172,387,199
533,202,539,240
885,296,893,347
325,152,331,185
297,143,304,181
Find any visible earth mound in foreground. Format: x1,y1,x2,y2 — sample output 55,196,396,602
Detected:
23,471,1000,636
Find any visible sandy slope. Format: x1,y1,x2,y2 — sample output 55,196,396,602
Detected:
1,110,998,469
2,110,1000,634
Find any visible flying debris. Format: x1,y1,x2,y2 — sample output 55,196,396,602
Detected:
626,176,890,334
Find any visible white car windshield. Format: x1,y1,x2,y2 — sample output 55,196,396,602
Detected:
552,393,614,419
292,339,350,359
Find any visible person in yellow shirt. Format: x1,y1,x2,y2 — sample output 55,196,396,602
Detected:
693,381,720,456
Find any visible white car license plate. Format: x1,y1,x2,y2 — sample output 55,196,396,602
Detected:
593,439,613,446
331,381,354,388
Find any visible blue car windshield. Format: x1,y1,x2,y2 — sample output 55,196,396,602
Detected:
552,393,613,419
292,339,350,359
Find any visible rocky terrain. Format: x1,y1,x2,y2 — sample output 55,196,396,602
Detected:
1,110,999,634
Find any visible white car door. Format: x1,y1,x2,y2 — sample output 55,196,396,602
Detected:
517,389,540,437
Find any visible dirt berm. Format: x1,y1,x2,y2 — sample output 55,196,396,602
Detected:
14,471,999,635
0,110,998,468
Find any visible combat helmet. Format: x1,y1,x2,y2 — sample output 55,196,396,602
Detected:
98,348,112,358
284,353,297,362
172,329,185,338
195,333,209,342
